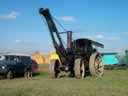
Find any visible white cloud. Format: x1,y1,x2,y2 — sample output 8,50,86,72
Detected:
0,11,20,20
15,40,22,43
15,40,36,46
85,34,105,40
84,34,120,41
95,34,104,39
59,16,77,23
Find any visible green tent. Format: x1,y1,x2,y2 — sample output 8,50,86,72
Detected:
102,54,119,65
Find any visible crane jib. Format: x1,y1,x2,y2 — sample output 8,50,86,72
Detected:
39,8,68,62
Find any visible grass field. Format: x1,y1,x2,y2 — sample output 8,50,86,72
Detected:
0,64,128,96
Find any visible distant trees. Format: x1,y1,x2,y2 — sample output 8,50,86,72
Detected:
124,50,128,64
116,50,128,64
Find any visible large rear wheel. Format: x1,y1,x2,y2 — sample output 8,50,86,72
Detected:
49,60,60,78
74,58,85,79
89,52,104,77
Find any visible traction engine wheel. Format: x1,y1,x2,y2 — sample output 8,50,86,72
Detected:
89,52,104,77
49,60,59,78
74,58,85,79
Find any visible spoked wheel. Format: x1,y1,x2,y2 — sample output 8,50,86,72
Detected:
49,60,60,78
89,52,104,77
74,58,85,79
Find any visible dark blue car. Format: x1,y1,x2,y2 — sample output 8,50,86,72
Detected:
0,54,38,79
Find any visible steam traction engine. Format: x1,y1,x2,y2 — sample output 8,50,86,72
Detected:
39,8,104,78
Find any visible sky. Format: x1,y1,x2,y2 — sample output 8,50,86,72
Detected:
0,0,128,54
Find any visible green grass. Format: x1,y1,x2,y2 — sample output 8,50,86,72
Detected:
0,65,128,96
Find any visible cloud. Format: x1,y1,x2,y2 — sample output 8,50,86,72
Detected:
85,34,120,41
15,40,22,43
95,34,104,39
15,40,37,46
0,11,20,20
85,34,105,40
59,16,77,23
15,40,30,45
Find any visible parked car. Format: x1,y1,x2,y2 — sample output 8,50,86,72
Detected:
0,54,38,79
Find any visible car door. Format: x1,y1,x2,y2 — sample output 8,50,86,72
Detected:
15,56,25,74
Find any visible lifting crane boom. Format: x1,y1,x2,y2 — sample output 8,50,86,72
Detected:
39,8,69,64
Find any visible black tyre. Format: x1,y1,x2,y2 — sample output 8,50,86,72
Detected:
6,70,13,79
49,60,59,78
74,58,85,79
24,70,32,78
89,52,104,77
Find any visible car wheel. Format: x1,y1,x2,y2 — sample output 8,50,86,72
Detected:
24,70,32,78
6,70,13,79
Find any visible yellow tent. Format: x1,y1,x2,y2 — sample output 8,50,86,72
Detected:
32,53,45,64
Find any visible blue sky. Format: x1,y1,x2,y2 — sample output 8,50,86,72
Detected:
0,0,128,53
